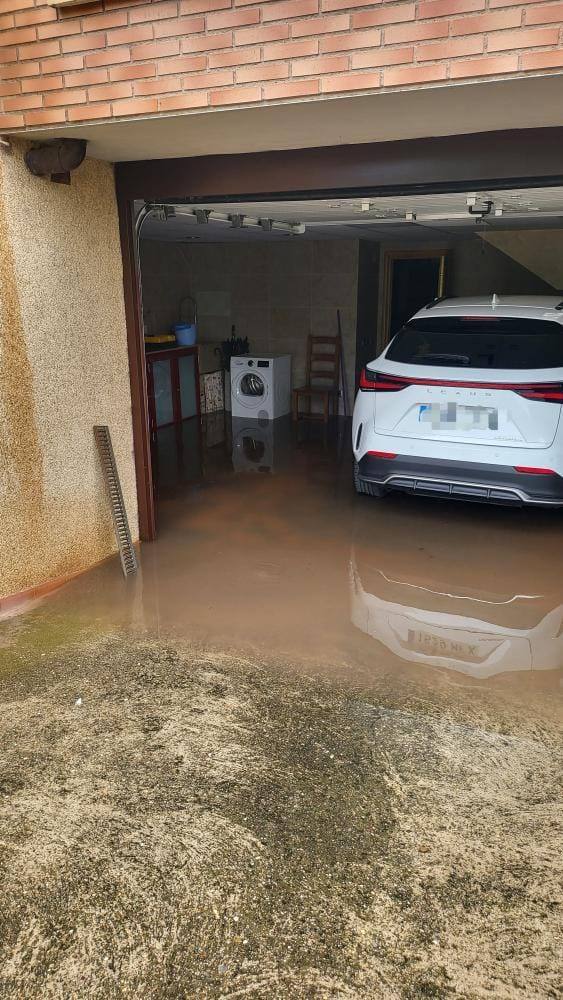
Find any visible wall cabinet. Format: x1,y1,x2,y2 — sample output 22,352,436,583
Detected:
146,346,201,437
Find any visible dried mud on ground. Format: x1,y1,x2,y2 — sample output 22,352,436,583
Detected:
0,634,561,1000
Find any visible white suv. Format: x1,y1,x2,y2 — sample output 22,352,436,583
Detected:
352,296,563,507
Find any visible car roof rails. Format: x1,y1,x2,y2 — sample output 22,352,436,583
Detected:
425,296,450,309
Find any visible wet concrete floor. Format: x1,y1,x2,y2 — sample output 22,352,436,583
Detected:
0,415,561,998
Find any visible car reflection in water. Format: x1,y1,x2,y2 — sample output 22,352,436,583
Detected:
350,545,563,679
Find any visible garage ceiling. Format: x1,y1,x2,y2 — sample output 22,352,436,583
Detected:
141,186,563,244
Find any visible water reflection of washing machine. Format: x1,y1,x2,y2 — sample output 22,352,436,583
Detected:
231,355,291,419
232,422,273,473
231,417,291,473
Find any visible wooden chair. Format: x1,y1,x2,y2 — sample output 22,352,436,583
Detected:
292,335,342,424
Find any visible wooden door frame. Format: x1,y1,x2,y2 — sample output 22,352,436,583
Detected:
380,247,447,351
115,126,563,541
117,195,156,542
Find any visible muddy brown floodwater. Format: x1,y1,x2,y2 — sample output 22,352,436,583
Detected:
0,417,562,999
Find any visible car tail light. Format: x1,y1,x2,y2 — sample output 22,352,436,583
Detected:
359,369,409,391
358,369,563,403
514,466,557,475
512,384,563,403
368,450,397,459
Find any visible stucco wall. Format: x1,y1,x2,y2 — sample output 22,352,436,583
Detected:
141,237,358,409
0,142,137,599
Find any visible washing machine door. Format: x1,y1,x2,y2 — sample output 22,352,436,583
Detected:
233,369,270,411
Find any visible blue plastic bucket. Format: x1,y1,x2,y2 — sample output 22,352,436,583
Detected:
173,323,197,346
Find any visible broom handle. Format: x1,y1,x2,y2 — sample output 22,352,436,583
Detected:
337,309,349,418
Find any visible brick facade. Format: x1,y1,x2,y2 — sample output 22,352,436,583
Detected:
0,0,561,130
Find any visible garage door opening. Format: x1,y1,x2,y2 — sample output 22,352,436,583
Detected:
134,185,563,530
108,135,563,680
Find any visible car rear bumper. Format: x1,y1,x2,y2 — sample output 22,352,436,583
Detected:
357,453,563,507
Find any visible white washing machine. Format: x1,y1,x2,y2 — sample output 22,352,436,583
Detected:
230,354,291,420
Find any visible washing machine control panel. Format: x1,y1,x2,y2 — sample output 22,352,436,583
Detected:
257,361,270,368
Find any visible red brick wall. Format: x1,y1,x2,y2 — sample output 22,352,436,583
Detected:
1,0,562,130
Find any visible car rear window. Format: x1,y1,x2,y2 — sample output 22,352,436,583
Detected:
385,316,563,369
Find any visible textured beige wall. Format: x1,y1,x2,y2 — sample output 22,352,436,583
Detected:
0,142,137,599
141,238,358,410
479,230,563,291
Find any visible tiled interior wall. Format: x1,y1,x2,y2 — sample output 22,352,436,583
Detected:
140,233,558,418
140,238,359,408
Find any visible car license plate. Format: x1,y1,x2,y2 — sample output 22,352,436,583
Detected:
419,402,498,430
404,628,492,663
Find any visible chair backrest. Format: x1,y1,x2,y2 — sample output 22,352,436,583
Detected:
307,335,341,389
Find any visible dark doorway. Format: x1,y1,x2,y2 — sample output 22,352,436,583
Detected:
390,257,442,336
382,250,446,348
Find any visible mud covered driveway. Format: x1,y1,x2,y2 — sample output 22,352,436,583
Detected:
0,631,561,999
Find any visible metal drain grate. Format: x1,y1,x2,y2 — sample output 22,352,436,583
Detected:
94,425,138,578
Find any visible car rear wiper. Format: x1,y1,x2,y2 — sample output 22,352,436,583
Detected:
418,353,471,365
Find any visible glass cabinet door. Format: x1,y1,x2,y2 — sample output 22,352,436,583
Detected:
153,359,174,427
178,354,197,419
